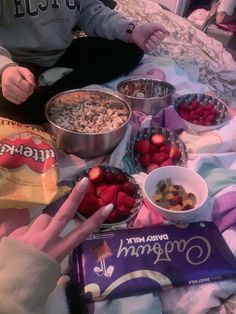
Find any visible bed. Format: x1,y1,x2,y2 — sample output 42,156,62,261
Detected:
1,1,236,313
45,1,236,313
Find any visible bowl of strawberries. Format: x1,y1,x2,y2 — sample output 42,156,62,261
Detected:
76,165,142,227
174,93,229,133
127,127,188,174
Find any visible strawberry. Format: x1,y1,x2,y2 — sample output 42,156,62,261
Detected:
117,191,135,209
122,181,137,196
169,146,181,160
98,197,107,208
88,166,104,184
87,179,96,194
150,153,164,165
159,152,169,162
78,192,99,217
101,185,118,205
116,184,124,191
96,184,109,197
134,139,150,154
105,171,115,183
146,163,159,173
114,172,127,184
116,204,131,217
139,153,150,167
159,145,171,154
149,143,158,154
150,134,165,146
106,210,119,224
161,158,174,166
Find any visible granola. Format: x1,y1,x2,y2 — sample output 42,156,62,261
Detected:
47,92,129,133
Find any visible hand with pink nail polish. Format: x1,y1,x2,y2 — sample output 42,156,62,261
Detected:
8,177,113,262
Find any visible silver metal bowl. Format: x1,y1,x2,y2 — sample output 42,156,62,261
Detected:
117,78,176,116
45,89,132,159
174,93,229,133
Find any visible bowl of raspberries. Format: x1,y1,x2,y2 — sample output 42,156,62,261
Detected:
127,127,188,174
174,93,229,133
76,165,142,227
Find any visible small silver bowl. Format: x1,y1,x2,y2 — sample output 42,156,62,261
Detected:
117,78,176,116
45,88,132,159
127,127,188,173
174,93,229,133
76,166,143,228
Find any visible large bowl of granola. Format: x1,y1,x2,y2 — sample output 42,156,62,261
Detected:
45,88,132,158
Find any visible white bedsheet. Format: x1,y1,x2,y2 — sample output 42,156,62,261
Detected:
115,0,236,109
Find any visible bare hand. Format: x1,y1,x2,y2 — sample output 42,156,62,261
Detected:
1,66,36,105
129,23,169,53
0,208,29,239
8,178,113,262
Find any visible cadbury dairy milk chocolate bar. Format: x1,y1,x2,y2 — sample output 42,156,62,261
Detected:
71,222,236,301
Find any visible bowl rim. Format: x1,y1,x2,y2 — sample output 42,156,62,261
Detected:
75,165,143,227
143,165,209,214
44,88,132,135
117,78,176,100
174,93,229,128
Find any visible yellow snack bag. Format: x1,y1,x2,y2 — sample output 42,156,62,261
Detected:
0,118,70,209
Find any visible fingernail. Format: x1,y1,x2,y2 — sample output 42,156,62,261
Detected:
101,204,114,218
77,177,89,193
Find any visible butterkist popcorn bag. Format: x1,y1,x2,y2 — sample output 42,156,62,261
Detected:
0,118,70,209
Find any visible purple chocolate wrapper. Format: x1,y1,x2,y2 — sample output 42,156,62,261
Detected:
71,222,236,301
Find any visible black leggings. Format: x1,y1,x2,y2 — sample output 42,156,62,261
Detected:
0,37,144,124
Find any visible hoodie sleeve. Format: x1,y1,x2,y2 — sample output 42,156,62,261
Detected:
0,237,61,314
0,40,15,74
77,0,131,42
0,1,14,70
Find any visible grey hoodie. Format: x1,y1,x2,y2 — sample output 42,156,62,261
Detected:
0,0,130,69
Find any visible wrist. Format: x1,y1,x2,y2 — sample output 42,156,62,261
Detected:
0,62,18,81
126,22,136,43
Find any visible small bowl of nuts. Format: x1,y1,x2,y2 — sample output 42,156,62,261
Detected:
45,88,131,159
174,93,229,133
117,78,175,116
143,166,208,223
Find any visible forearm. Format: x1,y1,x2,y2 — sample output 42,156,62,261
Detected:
0,55,15,68
0,38,13,65
0,41,16,80
0,237,60,314
78,0,130,42
0,55,18,83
